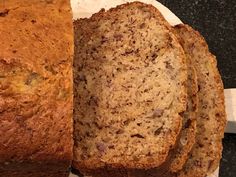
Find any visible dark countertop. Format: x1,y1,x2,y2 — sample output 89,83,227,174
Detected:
158,0,236,89
157,1,236,177
221,134,236,177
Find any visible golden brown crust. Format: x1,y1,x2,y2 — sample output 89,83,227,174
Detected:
73,1,187,175
0,0,73,173
174,24,226,177
73,146,176,177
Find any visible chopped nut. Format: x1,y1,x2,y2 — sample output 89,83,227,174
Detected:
164,61,174,70
139,23,146,29
88,96,99,106
96,142,107,154
133,156,139,161
153,109,164,117
114,34,123,41
116,129,125,134
131,134,144,139
154,127,163,136
25,72,38,85
0,9,9,17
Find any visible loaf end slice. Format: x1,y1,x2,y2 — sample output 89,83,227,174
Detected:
174,24,226,177
167,29,199,173
168,56,198,173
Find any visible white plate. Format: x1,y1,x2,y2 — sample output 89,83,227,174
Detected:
69,0,232,176
71,0,182,26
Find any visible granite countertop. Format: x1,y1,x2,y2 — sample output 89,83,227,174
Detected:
158,0,236,177
158,0,236,89
221,134,236,177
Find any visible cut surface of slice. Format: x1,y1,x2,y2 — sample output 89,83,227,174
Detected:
73,2,187,174
174,24,226,177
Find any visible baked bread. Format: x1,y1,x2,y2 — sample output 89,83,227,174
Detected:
73,2,187,176
168,32,198,173
113,33,199,177
174,24,226,177
0,0,73,175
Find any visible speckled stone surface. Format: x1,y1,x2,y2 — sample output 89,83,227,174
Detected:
220,134,236,177
158,0,236,89
157,1,236,177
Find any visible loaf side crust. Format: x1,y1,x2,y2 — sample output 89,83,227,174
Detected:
0,0,73,172
174,24,226,177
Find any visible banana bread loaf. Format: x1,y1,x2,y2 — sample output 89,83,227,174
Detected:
0,0,73,175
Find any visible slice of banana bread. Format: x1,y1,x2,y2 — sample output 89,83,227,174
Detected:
168,56,198,173
117,34,198,177
73,2,187,175
174,24,226,177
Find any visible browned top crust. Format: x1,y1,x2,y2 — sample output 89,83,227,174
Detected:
0,0,73,173
174,24,226,177
73,1,187,173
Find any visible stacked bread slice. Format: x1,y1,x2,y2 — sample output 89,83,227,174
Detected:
72,2,226,177
174,24,226,177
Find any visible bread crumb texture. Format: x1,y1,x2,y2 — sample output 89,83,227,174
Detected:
73,2,187,170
